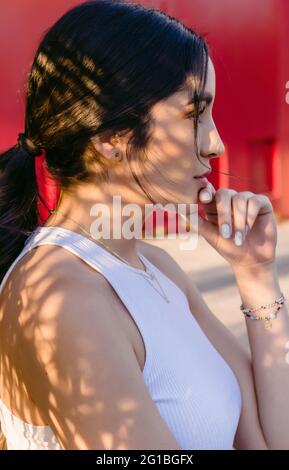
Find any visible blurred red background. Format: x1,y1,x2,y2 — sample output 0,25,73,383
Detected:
1,0,288,226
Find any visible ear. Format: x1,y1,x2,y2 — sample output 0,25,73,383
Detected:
90,131,122,162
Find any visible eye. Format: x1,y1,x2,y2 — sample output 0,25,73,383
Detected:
186,104,206,122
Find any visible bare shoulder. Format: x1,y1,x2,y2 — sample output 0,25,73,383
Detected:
0,242,130,381
0,241,126,368
0,242,181,450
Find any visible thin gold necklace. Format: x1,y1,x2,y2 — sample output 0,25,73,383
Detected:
47,207,170,303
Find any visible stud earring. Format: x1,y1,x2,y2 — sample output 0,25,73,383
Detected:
115,151,123,161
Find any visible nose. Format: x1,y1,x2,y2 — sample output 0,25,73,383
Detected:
200,121,225,160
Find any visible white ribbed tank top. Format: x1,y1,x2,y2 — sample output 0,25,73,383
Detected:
0,226,242,450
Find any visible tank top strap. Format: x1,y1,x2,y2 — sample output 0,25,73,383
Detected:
0,225,118,297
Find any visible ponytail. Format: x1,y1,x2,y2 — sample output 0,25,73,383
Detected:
0,142,39,283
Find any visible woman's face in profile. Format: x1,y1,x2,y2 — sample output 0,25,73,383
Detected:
143,56,225,208
93,57,225,212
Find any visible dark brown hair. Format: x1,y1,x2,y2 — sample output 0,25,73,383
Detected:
0,0,208,284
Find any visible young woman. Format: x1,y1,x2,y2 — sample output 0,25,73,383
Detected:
0,0,288,451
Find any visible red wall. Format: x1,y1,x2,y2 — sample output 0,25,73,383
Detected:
139,0,288,217
0,0,78,149
1,0,288,217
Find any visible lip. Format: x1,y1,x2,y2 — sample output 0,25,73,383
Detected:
194,176,209,187
194,170,212,179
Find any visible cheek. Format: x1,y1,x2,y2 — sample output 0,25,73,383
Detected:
154,128,196,172
151,114,195,152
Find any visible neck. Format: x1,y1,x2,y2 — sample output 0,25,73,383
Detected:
43,182,145,268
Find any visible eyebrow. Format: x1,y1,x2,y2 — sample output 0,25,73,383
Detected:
185,91,213,107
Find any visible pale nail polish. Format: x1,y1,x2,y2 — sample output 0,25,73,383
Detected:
200,191,211,202
245,224,249,236
234,231,243,246
221,223,231,238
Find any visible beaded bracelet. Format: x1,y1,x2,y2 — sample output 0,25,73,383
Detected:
241,304,284,329
240,293,286,314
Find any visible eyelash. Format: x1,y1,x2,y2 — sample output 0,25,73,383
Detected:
186,106,206,122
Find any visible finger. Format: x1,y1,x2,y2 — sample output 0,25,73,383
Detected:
215,188,236,239
232,192,253,245
198,181,216,203
244,195,273,239
254,194,273,215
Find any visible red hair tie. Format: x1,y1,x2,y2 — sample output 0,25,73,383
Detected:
34,149,61,225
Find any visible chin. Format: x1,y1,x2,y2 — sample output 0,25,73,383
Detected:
154,183,199,212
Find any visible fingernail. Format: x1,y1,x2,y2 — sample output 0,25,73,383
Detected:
245,224,249,236
200,190,211,202
234,231,243,246
221,223,231,238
